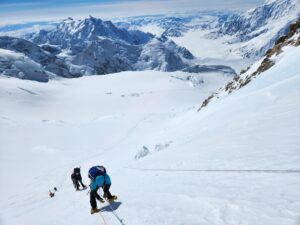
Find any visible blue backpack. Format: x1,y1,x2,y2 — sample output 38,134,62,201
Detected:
88,166,106,180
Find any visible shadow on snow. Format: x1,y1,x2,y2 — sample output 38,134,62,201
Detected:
100,201,122,212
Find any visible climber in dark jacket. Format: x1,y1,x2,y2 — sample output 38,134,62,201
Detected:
71,167,86,191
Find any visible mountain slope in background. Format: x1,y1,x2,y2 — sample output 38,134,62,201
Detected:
119,0,299,70
0,16,237,81
0,36,78,81
220,0,299,37
199,18,300,110
218,0,300,58
28,16,195,74
0,48,50,82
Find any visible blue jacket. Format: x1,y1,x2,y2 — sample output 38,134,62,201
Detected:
90,174,111,190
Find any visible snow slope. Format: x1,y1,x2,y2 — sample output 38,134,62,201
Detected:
0,45,300,225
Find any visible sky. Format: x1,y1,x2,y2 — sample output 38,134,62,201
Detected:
0,0,266,26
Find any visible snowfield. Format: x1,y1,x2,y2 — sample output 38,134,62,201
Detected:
170,29,253,73
1,45,300,225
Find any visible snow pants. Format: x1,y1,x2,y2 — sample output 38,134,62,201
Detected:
71,174,86,190
90,184,113,209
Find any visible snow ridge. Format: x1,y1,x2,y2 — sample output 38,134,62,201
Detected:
199,18,300,111
217,0,300,58
220,0,299,37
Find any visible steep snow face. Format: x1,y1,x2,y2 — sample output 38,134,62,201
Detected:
220,0,299,36
218,0,300,58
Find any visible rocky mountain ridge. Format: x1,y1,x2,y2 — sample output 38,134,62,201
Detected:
0,16,237,82
198,18,300,111
117,0,299,59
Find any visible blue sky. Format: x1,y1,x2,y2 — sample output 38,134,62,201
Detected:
0,0,265,25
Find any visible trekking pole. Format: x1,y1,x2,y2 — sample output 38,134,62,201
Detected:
106,202,125,225
86,183,92,195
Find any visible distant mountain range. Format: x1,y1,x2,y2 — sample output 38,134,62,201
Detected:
115,13,226,37
118,0,299,58
0,0,298,82
0,16,235,82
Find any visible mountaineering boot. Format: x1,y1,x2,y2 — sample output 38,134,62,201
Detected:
98,197,105,203
107,195,117,203
103,192,107,199
90,208,98,214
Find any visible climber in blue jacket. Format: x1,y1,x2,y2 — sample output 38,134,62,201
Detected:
88,165,117,214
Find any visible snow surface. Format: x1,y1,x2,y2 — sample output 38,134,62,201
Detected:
0,45,300,225
170,29,253,72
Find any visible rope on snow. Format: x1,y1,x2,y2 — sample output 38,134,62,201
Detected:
106,201,126,225
99,211,108,225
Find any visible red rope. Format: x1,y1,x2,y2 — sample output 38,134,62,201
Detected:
99,211,108,225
